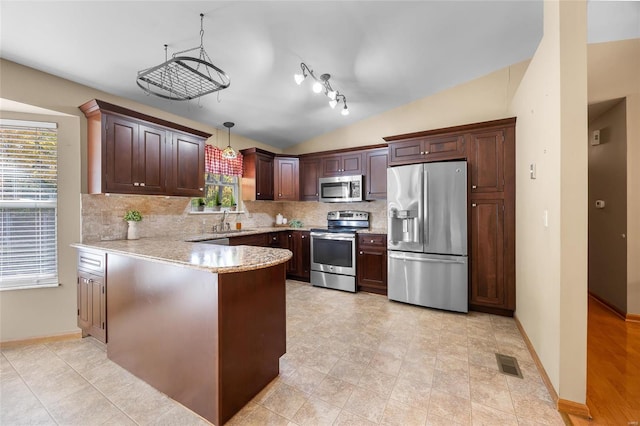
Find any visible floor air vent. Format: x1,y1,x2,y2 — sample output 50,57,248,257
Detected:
495,353,523,378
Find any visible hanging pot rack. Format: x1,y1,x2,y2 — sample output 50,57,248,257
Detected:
136,13,230,101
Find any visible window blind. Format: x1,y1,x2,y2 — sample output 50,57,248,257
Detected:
0,119,58,290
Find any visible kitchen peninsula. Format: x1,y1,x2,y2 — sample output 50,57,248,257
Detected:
72,238,292,425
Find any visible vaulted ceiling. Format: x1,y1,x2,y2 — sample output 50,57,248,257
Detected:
1,1,638,149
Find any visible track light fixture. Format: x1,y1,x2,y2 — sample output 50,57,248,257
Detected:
294,62,349,116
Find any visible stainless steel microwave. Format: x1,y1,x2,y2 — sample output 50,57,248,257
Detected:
318,175,363,202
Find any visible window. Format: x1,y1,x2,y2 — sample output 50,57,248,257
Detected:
0,119,58,290
199,145,243,211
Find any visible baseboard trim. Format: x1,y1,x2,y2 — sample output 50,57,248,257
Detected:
513,314,559,402
557,399,592,419
626,313,640,323
0,331,81,349
588,292,626,319
513,314,592,421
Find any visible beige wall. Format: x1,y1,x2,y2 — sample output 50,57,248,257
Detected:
509,0,588,404
284,61,529,155
588,100,627,312
0,112,81,342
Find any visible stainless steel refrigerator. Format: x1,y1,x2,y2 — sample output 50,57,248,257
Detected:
387,161,468,313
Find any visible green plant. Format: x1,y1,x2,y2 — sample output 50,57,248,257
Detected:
229,194,236,206
123,210,142,222
212,191,221,206
197,198,206,206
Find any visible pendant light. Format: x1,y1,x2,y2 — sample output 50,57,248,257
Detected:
221,122,237,159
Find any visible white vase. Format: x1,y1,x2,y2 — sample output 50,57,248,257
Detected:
127,220,140,240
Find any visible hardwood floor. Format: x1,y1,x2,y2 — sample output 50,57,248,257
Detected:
570,296,640,425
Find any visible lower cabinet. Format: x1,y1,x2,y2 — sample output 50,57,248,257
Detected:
229,233,270,247
77,250,107,343
469,198,514,314
280,230,310,282
356,234,387,295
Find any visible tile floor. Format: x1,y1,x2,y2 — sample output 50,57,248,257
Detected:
1,280,564,425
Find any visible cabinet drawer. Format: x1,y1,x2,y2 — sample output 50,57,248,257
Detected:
78,250,105,275
358,234,387,248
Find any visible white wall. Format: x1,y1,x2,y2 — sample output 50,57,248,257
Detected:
509,0,588,404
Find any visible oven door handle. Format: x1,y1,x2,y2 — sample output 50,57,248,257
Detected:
310,232,355,241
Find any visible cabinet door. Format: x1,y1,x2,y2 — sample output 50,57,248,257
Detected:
341,153,363,175
105,115,139,193
229,233,270,247
356,234,387,295
388,139,424,166
137,124,166,194
469,130,504,193
423,134,466,162
256,153,274,200
299,231,310,281
299,158,321,201
77,270,106,343
283,231,297,276
470,199,505,308
321,154,342,176
364,148,388,200
168,132,205,196
274,158,299,201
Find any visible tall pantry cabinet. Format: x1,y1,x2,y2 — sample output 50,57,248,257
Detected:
385,117,516,316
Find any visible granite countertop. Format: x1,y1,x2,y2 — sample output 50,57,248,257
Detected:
72,238,292,274
185,226,317,242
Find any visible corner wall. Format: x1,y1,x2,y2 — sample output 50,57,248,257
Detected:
509,0,587,405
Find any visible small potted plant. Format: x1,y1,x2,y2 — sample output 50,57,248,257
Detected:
194,198,205,212
123,210,142,240
229,194,237,211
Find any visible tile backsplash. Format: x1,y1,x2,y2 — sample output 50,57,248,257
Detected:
81,194,387,242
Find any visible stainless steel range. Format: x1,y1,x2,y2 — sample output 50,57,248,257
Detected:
310,210,369,293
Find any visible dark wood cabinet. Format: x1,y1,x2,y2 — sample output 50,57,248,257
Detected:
280,230,310,281
229,233,270,247
299,157,321,201
77,249,106,343
468,129,505,193
470,199,507,308
274,157,299,201
321,152,363,176
386,134,465,166
167,131,205,197
80,99,208,196
364,148,388,200
356,234,387,295
241,148,275,200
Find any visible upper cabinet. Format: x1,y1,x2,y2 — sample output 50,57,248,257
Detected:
240,148,274,200
80,99,208,196
386,134,466,166
299,157,321,201
468,129,505,194
364,148,388,200
274,157,299,201
321,152,363,176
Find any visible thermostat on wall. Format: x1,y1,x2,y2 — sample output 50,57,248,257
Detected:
591,129,601,146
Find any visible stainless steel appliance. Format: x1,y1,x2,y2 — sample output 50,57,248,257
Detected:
387,161,468,313
318,175,364,203
310,210,369,292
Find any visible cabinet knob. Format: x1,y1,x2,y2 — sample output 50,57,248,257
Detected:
472,203,477,207
140,182,145,187
272,236,277,240
288,234,292,238
199,187,204,191
359,251,363,255
279,193,282,197
315,193,318,196
301,235,305,239
257,192,261,196
472,185,477,189
133,182,140,186
424,151,430,155
420,152,424,155
370,239,374,243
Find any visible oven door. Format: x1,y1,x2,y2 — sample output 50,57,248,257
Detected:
310,232,356,276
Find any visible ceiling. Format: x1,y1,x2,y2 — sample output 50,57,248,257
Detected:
1,1,638,150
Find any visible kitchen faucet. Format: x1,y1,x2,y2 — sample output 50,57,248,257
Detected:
213,210,229,233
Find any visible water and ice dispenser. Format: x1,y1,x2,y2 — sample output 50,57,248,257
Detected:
388,208,420,244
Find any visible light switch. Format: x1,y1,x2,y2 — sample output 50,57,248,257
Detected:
595,200,605,209
529,163,536,179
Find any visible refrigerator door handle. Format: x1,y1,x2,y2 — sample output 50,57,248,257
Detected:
423,169,429,246
388,252,467,264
